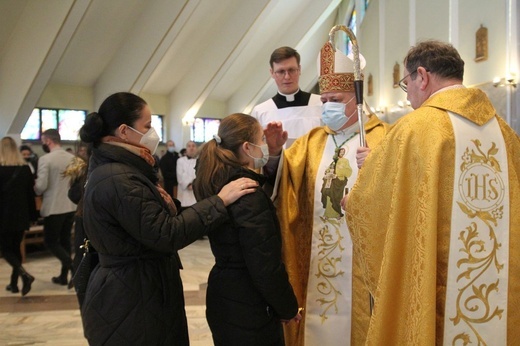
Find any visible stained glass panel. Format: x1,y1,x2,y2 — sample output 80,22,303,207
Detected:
20,109,41,140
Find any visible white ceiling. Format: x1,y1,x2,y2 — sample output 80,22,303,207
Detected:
0,0,344,137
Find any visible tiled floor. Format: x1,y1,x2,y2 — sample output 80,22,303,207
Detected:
0,239,214,345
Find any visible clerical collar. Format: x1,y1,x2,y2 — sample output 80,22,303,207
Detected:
272,89,311,109
278,89,300,102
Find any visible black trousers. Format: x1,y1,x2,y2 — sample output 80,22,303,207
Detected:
44,212,75,271
0,230,24,286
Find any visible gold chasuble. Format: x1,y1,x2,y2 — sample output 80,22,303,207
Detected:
346,88,520,345
278,114,389,346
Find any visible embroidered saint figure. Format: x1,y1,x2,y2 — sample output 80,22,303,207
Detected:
321,147,353,219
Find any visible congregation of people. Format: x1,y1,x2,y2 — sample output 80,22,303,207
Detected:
1,24,519,346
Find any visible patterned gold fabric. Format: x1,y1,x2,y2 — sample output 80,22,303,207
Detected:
319,73,357,93
346,88,520,345
320,42,336,76
318,41,360,93
278,115,389,346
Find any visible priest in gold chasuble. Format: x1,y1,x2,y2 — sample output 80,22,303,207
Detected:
275,37,389,346
346,40,520,345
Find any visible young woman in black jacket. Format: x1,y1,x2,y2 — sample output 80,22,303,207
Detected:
79,92,257,345
193,113,301,346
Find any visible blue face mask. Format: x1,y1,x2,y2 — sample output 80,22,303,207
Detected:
321,96,356,131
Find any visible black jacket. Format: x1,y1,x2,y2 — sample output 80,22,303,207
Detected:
205,167,298,346
0,165,36,233
81,143,229,345
159,151,179,184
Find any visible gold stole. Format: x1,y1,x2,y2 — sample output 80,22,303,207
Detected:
444,112,510,345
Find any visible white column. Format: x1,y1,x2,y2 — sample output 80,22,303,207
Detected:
409,0,416,46
449,0,459,47
379,0,386,112
506,0,518,129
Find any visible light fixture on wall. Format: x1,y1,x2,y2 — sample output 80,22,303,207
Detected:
374,107,385,114
182,108,197,127
182,115,195,126
493,74,517,88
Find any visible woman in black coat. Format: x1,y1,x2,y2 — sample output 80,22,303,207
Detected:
0,137,36,296
79,92,257,345
194,113,301,346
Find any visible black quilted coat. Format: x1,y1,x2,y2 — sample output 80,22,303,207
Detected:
205,167,298,346
81,143,230,345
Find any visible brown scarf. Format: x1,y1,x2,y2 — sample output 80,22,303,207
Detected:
102,136,177,215
102,136,155,166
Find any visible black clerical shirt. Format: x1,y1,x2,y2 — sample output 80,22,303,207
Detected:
272,90,312,109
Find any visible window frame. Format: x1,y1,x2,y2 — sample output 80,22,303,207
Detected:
151,114,165,143
190,117,221,144
21,107,88,142
21,108,166,144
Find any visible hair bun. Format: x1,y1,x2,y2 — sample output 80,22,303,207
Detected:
80,112,105,143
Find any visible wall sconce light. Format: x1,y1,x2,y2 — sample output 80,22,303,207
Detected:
182,115,195,126
182,108,198,127
493,75,517,88
374,106,386,114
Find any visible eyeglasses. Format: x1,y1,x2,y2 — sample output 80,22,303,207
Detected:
398,68,430,92
273,68,300,78
398,70,418,92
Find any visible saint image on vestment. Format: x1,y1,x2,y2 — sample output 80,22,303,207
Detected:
320,147,352,219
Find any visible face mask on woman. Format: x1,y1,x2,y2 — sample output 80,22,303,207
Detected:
321,95,356,131
128,126,161,155
246,142,269,169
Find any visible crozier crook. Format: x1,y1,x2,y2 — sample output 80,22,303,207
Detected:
328,25,366,146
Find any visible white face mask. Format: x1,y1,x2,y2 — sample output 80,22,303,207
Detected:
321,95,356,131
246,142,269,169
128,126,160,155
167,146,176,153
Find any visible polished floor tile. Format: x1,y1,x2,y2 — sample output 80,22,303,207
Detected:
0,239,214,345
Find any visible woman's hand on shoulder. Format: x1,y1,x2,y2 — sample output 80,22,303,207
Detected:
218,177,258,207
